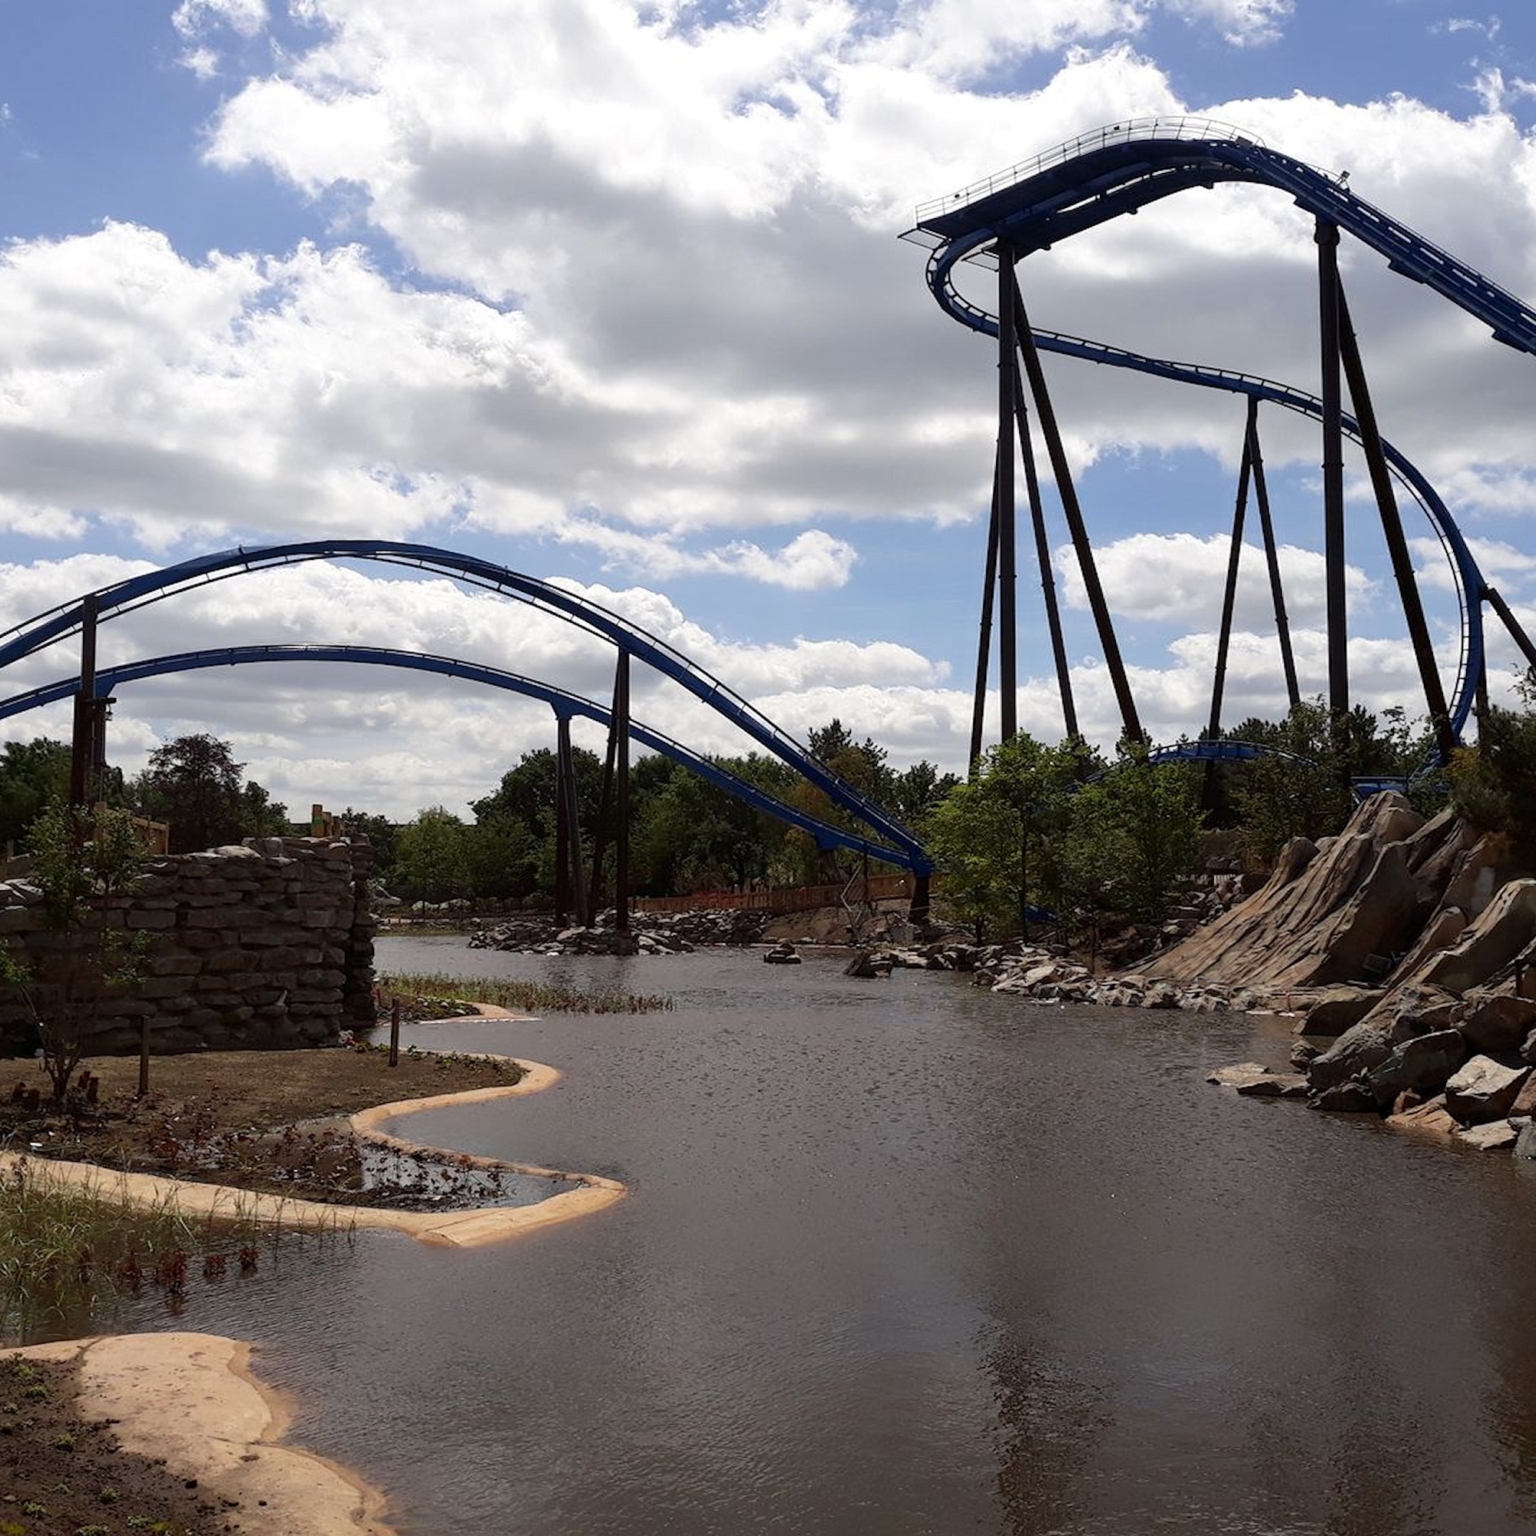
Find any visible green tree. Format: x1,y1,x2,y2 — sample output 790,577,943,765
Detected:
0,738,71,848
1064,749,1205,926
340,808,400,877
1447,672,1536,867
131,734,286,854
927,734,1090,939
1,802,149,1098
392,807,472,903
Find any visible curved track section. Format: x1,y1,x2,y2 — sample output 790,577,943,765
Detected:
0,644,915,869
0,541,932,875
914,119,1536,355
1028,327,1486,736
904,117,1533,742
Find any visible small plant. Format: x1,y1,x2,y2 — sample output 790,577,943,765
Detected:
52,1430,74,1450
379,970,673,1016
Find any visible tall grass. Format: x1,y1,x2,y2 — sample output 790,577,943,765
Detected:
0,1158,345,1345
379,971,673,1015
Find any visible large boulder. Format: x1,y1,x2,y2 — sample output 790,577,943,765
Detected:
1421,880,1536,995
1365,1030,1468,1107
1138,795,1431,992
1459,993,1536,1055
1459,1121,1520,1151
1445,1055,1531,1124
1299,987,1385,1036
1306,1019,1395,1093
1386,1094,1460,1142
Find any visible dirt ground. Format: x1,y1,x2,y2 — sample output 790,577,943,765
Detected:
0,1348,229,1536
1,1034,525,1203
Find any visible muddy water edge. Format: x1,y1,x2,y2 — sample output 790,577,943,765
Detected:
95,936,1536,1534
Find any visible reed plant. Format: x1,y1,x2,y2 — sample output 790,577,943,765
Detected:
379,971,673,1015
0,1158,348,1345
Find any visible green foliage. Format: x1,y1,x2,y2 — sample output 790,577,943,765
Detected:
928,735,1205,941
1065,747,1206,925
0,738,71,849
1447,673,1536,867
340,808,399,873
1222,699,1444,867
391,807,472,903
927,734,1090,938
7,803,150,1099
130,733,286,854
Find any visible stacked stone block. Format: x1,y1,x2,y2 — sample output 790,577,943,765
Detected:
0,836,375,1056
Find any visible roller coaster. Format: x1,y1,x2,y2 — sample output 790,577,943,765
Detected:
902,116,1536,770
4,119,1533,920
0,543,935,924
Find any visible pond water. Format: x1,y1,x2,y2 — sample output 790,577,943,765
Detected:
115,937,1536,1534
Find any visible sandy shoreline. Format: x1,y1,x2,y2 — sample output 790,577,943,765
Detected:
15,1331,397,1535
5,1014,623,1530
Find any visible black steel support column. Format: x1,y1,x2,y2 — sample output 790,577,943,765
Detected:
614,650,631,934
553,718,572,925
1208,401,1255,739
1012,281,1145,745
996,241,1019,742
1317,218,1349,739
68,595,99,807
588,661,623,919
1487,587,1536,675
1014,371,1078,740
1336,286,1454,758
910,873,931,925
969,447,1002,773
1248,412,1301,711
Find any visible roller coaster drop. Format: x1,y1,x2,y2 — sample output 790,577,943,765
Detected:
902,118,1536,770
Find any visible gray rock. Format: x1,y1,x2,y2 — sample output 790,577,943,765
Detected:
1306,1020,1395,1093
1235,1073,1309,1098
1458,1120,1519,1151
1309,1080,1377,1112
1515,1120,1536,1160
1206,1062,1272,1088
1365,1030,1468,1107
1445,1055,1531,1124
1459,993,1536,1054
1300,987,1386,1036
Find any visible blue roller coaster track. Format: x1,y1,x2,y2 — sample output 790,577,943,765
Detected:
0,542,933,876
903,115,1536,753
0,644,917,869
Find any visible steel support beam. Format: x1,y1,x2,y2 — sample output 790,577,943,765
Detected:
614,650,631,933
1013,370,1078,740
1336,286,1454,758
1247,414,1301,711
68,595,99,807
1316,218,1349,740
969,446,1002,774
1486,587,1536,676
555,716,588,927
1208,400,1255,739
996,241,1019,741
1012,280,1145,745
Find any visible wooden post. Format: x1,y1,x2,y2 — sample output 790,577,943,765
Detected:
389,997,401,1068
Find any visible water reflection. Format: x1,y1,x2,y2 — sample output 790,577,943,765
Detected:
67,938,1536,1533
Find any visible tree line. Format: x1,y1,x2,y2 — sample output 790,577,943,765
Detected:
3,684,1532,932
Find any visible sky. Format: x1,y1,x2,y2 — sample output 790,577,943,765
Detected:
1,0,1535,822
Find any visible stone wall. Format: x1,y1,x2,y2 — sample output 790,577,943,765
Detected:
0,836,375,1056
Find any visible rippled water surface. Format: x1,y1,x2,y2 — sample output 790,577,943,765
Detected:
128,937,1536,1534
